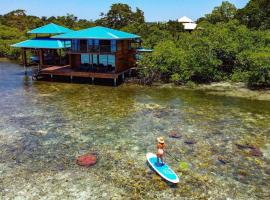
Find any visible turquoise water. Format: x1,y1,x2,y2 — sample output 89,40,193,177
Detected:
0,60,269,199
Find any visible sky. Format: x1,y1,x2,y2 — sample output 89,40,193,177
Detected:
0,0,249,22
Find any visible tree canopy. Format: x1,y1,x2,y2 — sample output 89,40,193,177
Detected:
0,1,270,88
96,3,145,29
237,0,270,30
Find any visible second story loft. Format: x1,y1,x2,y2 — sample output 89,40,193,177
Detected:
53,26,141,54
69,39,137,54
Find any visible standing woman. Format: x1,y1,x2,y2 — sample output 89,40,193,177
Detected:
156,137,165,166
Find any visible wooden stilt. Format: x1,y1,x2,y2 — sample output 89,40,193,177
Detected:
39,49,44,68
114,78,117,87
122,73,125,80
22,48,27,74
92,77,95,84
59,49,62,65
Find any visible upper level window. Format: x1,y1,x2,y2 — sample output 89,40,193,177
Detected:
111,40,117,52
72,40,79,52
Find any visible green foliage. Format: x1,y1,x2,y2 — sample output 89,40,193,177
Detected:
238,51,270,87
137,41,183,84
0,24,26,58
96,3,145,29
237,0,270,30
198,1,237,24
0,1,269,89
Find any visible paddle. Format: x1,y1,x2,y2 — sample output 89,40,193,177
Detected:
166,151,181,162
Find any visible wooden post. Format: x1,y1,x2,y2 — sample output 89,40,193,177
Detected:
122,73,125,80
39,49,44,68
113,78,117,87
91,77,95,84
69,54,72,66
21,48,27,74
59,49,62,65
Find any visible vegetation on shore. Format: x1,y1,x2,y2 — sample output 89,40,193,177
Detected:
0,0,269,88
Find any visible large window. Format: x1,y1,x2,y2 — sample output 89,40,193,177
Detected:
81,54,91,65
93,54,98,65
97,54,116,67
99,55,107,66
108,55,116,67
72,40,79,52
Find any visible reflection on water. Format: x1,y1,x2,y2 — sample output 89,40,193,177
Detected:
0,61,270,199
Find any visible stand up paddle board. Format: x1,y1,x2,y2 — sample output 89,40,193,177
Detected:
146,152,179,184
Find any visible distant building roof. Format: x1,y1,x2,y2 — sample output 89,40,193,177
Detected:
178,16,194,23
11,38,71,49
28,23,73,34
183,23,197,30
53,26,140,40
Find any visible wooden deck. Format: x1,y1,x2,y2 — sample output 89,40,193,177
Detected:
36,65,132,86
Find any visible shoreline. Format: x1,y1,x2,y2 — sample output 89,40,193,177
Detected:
142,82,270,101
1,58,270,101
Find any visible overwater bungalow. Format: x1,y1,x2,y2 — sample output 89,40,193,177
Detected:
12,23,147,86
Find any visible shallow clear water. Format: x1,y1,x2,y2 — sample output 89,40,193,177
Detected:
0,61,270,200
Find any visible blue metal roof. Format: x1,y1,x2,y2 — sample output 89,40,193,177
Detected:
28,23,73,34
11,38,71,49
53,26,140,40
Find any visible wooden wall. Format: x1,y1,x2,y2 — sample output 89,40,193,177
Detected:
115,40,136,73
70,54,81,68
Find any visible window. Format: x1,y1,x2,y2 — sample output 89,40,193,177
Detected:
111,40,117,52
81,54,91,65
93,54,98,65
99,55,107,66
72,40,79,52
108,55,115,67
80,40,87,52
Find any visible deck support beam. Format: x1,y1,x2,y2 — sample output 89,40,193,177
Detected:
91,77,95,84
113,78,117,87
70,75,73,81
22,48,27,74
122,73,125,80
39,49,44,69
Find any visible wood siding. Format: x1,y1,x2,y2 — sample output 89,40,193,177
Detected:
70,54,81,68
115,40,136,73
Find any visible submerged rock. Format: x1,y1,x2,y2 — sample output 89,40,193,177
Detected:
249,148,263,157
235,143,263,157
76,154,97,167
168,131,181,139
185,140,196,145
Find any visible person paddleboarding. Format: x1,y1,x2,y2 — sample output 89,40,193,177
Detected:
156,137,165,166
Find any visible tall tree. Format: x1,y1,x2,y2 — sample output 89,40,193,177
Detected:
96,3,145,29
198,1,237,24
237,0,270,29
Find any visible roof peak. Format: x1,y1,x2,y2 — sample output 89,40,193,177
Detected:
28,23,73,35
53,26,140,40
178,16,194,23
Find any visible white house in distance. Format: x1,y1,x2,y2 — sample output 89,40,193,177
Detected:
178,16,197,31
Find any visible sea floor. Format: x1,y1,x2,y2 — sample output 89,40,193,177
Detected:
0,61,270,200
